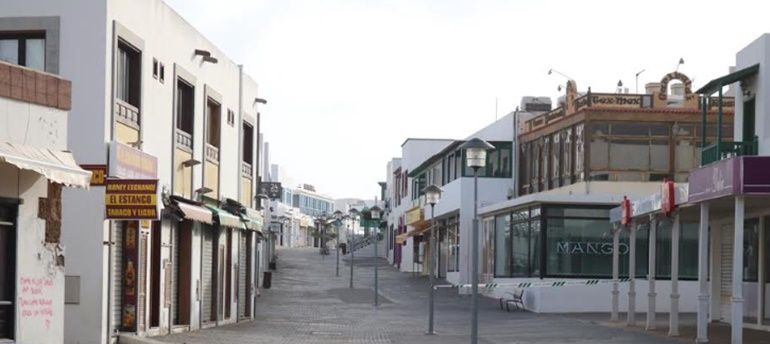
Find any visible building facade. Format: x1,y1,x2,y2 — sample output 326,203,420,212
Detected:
0,61,91,343
0,1,267,343
478,72,733,313
618,34,770,343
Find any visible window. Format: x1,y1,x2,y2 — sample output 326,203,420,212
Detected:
116,40,141,108
206,99,221,149
227,109,235,127
0,32,45,71
242,122,254,165
494,214,511,276
152,58,158,79
159,63,165,83
175,79,194,148
0,204,17,340
447,217,460,272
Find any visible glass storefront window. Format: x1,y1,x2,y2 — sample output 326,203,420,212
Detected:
512,220,529,276
655,221,699,279
447,218,460,272
744,218,760,282
494,214,511,276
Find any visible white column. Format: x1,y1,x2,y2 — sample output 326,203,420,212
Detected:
611,225,621,322
669,212,680,337
759,216,766,326
627,223,637,327
732,196,745,344
697,203,710,343
647,216,657,330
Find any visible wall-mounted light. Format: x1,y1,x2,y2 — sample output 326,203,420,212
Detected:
253,97,267,106
181,158,201,167
194,49,218,64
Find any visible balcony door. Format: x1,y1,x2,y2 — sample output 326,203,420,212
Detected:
743,98,756,142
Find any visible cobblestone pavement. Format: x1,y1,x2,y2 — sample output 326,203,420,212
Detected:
157,245,683,344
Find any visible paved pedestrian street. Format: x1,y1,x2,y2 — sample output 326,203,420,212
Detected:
157,245,687,344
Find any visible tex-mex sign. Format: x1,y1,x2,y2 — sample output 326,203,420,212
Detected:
105,179,159,220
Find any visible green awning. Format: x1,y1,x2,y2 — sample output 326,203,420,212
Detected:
696,64,759,95
205,205,244,229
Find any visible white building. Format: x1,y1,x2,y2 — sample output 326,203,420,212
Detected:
617,33,770,343
0,1,267,343
385,138,454,273
0,61,91,343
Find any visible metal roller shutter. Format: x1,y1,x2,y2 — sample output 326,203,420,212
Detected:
238,232,247,319
171,225,180,325
202,226,214,323
111,222,123,337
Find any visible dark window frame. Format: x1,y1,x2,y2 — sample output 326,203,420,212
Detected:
0,31,46,70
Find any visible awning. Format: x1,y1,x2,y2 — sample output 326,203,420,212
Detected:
696,64,759,95
242,208,264,232
206,205,244,229
0,142,91,188
395,233,409,245
176,202,213,224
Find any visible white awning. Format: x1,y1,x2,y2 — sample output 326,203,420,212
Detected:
176,202,213,224
0,142,91,188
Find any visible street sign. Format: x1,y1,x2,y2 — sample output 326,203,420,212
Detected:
258,182,283,200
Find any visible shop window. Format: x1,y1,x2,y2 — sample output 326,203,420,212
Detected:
447,218,460,272
0,32,45,71
494,214,511,276
744,218,760,282
655,221,699,279
0,204,16,340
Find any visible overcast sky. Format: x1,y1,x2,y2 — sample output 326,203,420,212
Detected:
165,0,770,200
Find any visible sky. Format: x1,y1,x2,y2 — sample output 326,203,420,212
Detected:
164,0,770,200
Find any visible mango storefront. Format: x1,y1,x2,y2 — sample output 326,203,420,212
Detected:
479,191,701,313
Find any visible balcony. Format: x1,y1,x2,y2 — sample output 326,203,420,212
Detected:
115,98,140,128
701,139,758,166
205,143,219,163
241,162,253,177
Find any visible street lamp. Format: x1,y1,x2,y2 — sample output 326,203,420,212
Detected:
370,205,382,307
460,137,494,344
334,210,343,277
348,208,359,289
423,184,442,335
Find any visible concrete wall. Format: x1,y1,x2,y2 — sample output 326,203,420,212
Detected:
488,278,700,313
736,34,770,153
0,95,72,343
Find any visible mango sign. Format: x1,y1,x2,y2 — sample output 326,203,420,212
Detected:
105,179,159,220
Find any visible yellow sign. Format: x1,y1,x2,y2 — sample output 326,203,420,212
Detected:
105,179,158,220
405,207,424,226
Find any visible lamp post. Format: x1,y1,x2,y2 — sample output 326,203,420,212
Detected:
334,210,343,277
349,208,359,289
370,205,382,307
460,138,494,344
423,184,442,335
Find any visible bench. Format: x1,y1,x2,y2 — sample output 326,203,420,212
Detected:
499,288,525,312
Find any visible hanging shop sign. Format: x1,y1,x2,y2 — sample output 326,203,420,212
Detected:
121,221,139,331
105,179,159,220
620,196,632,226
80,164,107,186
257,181,283,200
109,141,158,179
661,180,675,216
405,206,424,226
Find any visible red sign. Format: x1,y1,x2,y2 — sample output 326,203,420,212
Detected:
620,196,632,226
661,180,675,217
80,164,107,186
